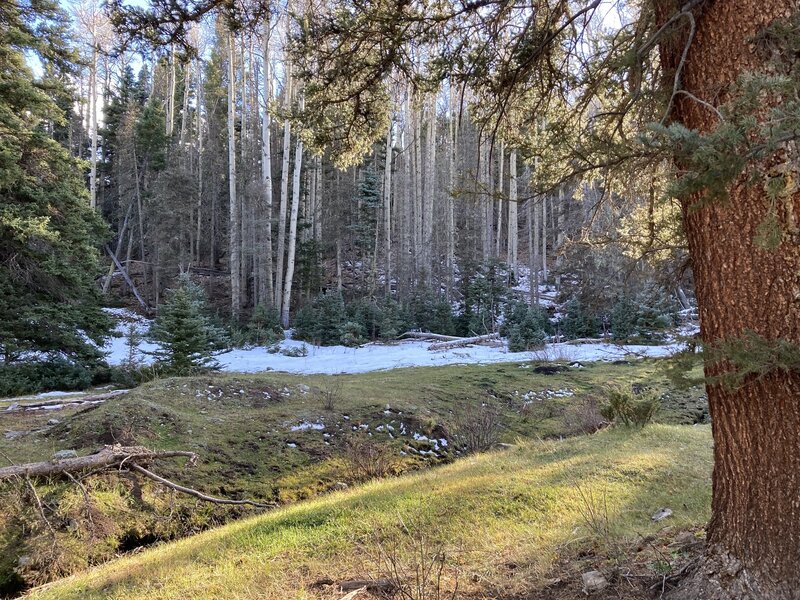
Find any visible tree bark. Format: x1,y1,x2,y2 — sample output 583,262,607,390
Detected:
655,1,800,597
281,97,303,328
227,29,241,320
261,17,275,307
507,149,518,278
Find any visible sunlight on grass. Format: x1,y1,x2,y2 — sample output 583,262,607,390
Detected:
27,424,712,599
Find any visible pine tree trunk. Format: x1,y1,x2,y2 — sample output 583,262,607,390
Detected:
655,1,800,597
227,30,241,320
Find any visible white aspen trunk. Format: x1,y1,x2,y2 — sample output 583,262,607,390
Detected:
167,44,176,137
422,93,435,284
275,70,292,314
446,84,457,296
480,140,491,262
412,98,422,280
555,186,565,289
260,19,275,307
383,122,393,294
507,149,518,278
495,140,504,257
89,44,98,209
195,59,204,263
336,237,343,292
313,155,322,242
541,195,548,282
401,112,412,296
180,59,190,146
281,96,303,327
227,30,241,320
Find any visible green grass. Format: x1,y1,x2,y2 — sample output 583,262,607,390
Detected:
25,424,713,599
1,357,709,595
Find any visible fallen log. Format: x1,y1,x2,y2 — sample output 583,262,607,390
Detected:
0,445,195,481
399,331,463,342
4,390,129,412
428,332,500,351
0,444,275,509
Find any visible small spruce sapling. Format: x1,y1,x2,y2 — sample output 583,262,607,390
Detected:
147,276,220,374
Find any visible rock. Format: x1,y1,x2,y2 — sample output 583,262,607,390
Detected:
297,384,310,393
4,431,25,440
331,481,349,491
652,507,673,522
47,418,60,425
495,443,514,450
581,570,608,594
5,403,19,412
17,555,31,568
52,449,77,460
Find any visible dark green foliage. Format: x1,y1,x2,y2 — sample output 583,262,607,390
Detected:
0,0,112,368
243,304,284,346
147,276,221,373
610,295,638,341
348,167,381,253
348,297,409,341
611,289,676,342
338,321,366,347
560,299,600,340
600,385,661,428
408,292,457,336
709,331,800,390
502,300,550,352
0,359,93,398
458,261,509,335
293,292,349,345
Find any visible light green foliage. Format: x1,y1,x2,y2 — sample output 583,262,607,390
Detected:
601,385,661,428
147,275,221,373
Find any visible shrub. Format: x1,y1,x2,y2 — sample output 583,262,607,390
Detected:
408,292,456,336
600,385,661,427
343,435,395,482
293,292,348,345
0,358,93,397
560,299,600,340
338,320,366,347
502,300,550,352
244,304,283,346
450,403,503,453
562,396,608,434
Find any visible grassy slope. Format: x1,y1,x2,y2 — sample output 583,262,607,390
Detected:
27,424,712,600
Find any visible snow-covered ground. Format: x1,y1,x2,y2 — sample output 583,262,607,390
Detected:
103,309,683,375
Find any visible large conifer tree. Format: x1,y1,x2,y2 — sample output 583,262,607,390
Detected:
0,0,112,365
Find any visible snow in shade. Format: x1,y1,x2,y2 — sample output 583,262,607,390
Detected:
102,308,684,376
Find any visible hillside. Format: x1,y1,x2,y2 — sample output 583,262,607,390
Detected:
24,424,712,599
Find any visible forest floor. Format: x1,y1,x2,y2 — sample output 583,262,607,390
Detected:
1,359,710,598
